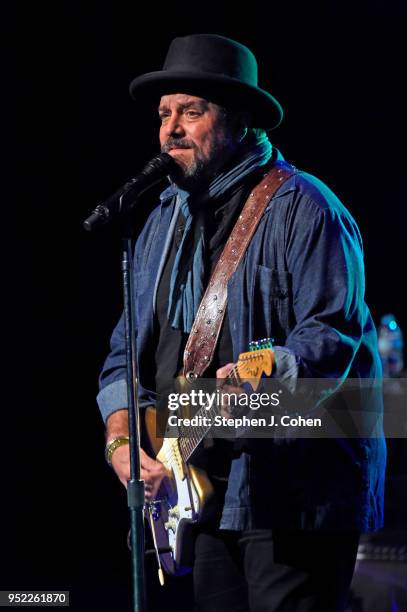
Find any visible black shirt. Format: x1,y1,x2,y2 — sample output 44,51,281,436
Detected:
154,178,260,391
154,173,263,476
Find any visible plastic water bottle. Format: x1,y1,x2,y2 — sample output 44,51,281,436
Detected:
378,314,404,377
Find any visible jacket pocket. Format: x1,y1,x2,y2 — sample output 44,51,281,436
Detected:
252,265,292,344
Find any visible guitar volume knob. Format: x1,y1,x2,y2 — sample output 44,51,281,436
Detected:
164,520,176,532
168,506,180,518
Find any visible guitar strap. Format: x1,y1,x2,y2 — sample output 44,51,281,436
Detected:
183,160,297,381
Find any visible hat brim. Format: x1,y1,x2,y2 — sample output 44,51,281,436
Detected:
129,71,283,130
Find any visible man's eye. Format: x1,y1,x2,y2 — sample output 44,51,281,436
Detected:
185,110,201,118
159,114,170,122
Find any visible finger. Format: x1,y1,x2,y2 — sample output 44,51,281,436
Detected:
216,363,236,379
112,462,131,484
119,476,129,489
220,383,245,395
220,405,232,419
141,468,151,481
141,455,157,469
144,482,155,501
140,447,163,467
142,455,165,473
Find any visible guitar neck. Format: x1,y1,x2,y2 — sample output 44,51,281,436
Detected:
177,368,241,463
175,344,274,463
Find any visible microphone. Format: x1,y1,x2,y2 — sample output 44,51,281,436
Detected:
83,152,176,231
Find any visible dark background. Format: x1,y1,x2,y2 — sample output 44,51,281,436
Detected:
5,1,407,610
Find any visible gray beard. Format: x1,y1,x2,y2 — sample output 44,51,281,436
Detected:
170,157,209,191
164,145,232,193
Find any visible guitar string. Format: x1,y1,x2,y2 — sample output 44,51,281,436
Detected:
158,353,268,466
157,362,243,468
160,350,271,466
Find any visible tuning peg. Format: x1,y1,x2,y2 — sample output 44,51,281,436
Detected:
249,338,275,351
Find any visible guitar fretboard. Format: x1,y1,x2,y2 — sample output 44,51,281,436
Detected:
177,368,241,463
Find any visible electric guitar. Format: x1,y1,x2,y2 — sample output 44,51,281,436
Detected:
143,339,275,580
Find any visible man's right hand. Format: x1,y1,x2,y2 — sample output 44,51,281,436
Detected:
106,409,171,500
110,441,131,488
111,444,170,501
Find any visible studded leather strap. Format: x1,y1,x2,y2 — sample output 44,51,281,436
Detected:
183,161,296,381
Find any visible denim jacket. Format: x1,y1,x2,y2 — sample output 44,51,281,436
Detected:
97,167,386,532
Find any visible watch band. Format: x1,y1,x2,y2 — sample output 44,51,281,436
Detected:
105,436,130,466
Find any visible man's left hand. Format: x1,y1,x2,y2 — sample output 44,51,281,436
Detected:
216,363,245,419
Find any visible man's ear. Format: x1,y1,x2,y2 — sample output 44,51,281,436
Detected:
239,127,248,143
232,111,252,142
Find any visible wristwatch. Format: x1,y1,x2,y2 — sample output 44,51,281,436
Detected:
105,436,130,466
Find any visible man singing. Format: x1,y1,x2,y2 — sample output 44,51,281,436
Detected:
97,34,386,611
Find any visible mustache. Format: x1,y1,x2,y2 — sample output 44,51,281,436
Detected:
161,139,196,153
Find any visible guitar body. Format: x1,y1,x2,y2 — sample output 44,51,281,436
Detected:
143,343,274,576
144,406,215,576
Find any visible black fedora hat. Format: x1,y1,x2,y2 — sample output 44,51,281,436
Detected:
129,34,283,130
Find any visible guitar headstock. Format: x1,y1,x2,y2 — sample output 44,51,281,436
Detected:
236,338,275,391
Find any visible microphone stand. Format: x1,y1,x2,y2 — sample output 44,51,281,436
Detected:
83,154,175,612
86,221,148,612
121,231,146,612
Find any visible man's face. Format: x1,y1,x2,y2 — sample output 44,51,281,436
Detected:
158,93,238,189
